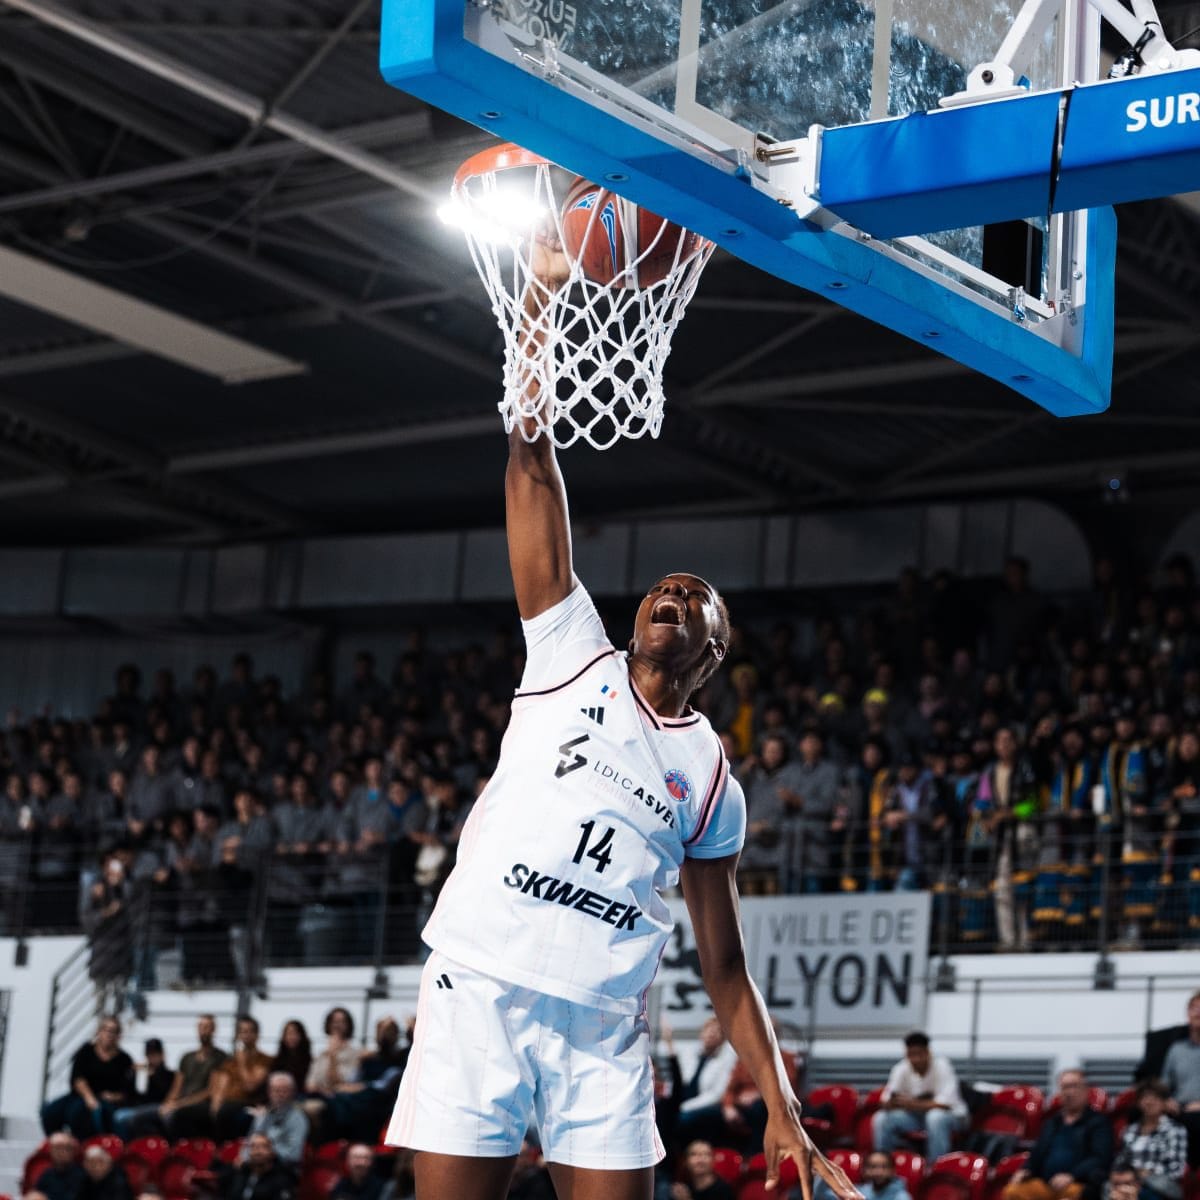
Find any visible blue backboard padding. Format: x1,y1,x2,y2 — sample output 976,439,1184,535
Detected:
1056,68,1200,211
380,0,1113,416
821,70,1200,234
819,95,1063,238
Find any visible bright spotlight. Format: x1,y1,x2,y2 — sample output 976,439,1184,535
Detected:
438,191,548,246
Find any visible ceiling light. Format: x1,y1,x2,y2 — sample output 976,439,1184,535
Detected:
0,244,307,384
438,192,549,246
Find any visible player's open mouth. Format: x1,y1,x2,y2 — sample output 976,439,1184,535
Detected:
650,597,686,625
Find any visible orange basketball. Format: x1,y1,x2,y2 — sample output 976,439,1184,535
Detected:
560,178,703,287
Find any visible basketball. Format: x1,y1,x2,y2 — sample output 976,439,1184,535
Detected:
560,177,703,287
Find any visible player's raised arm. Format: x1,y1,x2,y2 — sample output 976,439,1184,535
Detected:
505,235,577,620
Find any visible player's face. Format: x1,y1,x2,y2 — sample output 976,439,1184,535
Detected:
631,574,723,670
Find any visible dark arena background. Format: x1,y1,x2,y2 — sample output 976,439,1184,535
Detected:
3,1,1200,1198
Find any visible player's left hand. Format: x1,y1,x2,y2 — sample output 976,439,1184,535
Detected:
763,1105,863,1200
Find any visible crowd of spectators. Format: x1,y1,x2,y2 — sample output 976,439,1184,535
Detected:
3,552,1200,976
661,992,1200,1200
31,1011,418,1200
31,992,1200,1200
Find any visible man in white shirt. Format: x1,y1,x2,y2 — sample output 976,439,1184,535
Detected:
676,1018,738,1141
872,1031,967,1164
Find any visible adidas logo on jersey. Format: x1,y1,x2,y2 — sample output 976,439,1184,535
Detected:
434,973,453,989
580,705,605,725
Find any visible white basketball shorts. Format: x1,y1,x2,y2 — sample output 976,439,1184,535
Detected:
386,949,665,1170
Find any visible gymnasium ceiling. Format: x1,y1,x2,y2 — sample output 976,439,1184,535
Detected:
0,0,1199,546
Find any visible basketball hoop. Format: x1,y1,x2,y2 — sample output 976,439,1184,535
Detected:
445,143,714,450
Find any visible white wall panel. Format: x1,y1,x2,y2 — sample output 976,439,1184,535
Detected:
633,518,763,591
213,544,267,612
792,508,922,586
63,548,185,615
1012,499,1092,590
572,523,633,594
459,529,510,600
0,549,63,614
300,533,459,605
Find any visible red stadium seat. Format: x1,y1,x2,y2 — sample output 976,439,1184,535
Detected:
157,1156,198,1199
313,1140,349,1168
217,1141,244,1166
803,1117,835,1148
746,1152,799,1188
984,1152,1029,1200
712,1148,744,1185
299,1165,342,1200
808,1086,860,1145
172,1139,217,1169
83,1135,125,1160
737,1183,773,1200
122,1137,172,1194
856,1088,886,1152
973,1086,1045,1143
828,1149,863,1183
125,1137,171,1166
918,1152,990,1200
22,1143,53,1194
1111,1088,1140,1143
892,1151,927,1190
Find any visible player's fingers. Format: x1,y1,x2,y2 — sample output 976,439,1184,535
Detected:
813,1148,862,1200
796,1146,814,1200
764,1153,779,1191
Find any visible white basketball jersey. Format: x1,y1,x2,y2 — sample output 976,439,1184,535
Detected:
423,584,746,1015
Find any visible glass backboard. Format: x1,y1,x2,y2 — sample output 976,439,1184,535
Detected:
381,0,1114,415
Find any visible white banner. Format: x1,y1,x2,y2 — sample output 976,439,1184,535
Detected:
656,891,931,1036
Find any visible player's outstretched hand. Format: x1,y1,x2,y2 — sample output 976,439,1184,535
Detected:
529,226,571,292
763,1106,863,1200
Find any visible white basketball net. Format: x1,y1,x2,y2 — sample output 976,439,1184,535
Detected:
445,146,714,450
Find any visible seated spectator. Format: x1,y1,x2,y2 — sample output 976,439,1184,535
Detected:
79,1145,132,1200
859,1151,912,1200
819,1150,913,1200
697,1035,800,1154
269,1021,312,1096
208,1015,273,1141
377,1149,415,1200
115,1014,227,1139
1162,992,1200,1165
28,1132,85,1200
330,1146,383,1200
306,1008,359,1095
42,1016,136,1138
304,1016,408,1144
1004,1070,1112,1200
872,1031,967,1164
245,1073,308,1171
136,1039,175,1106
653,1020,687,1169
226,1134,295,1200
670,1141,733,1200
1109,1080,1187,1200
674,1019,737,1147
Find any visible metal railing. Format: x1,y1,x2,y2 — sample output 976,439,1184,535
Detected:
740,809,1187,957
9,805,1193,1039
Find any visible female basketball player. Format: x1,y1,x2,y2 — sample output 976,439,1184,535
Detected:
386,234,859,1200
